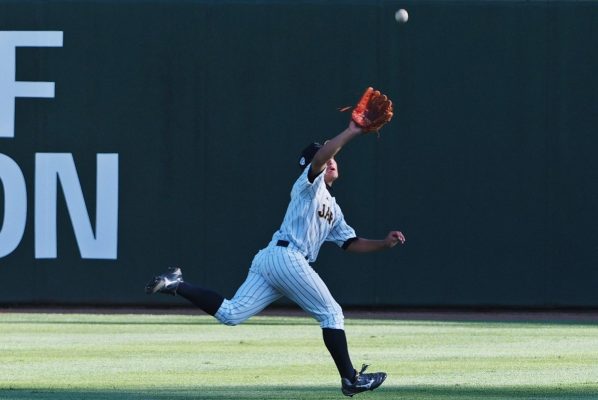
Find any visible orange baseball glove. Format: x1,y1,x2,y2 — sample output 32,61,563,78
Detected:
351,87,394,133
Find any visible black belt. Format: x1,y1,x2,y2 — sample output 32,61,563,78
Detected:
276,240,309,260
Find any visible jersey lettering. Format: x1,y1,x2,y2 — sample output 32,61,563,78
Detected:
318,203,333,225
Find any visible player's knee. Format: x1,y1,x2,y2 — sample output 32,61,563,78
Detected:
220,318,240,326
214,302,249,326
216,314,245,326
319,311,345,330
216,312,246,326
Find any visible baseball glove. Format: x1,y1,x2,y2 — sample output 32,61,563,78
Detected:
351,87,394,132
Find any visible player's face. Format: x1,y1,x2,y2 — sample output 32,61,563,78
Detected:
324,158,339,183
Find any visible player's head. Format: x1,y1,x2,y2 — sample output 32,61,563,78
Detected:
299,142,339,184
298,142,323,171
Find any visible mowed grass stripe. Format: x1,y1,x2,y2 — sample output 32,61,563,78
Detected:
1,313,597,399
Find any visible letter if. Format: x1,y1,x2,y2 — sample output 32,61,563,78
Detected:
0,31,63,138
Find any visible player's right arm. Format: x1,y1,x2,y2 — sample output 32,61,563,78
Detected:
309,121,362,180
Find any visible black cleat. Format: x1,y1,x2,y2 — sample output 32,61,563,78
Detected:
341,364,387,397
145,267,183,296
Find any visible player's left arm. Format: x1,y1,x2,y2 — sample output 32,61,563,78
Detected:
328,206,405,252
344,231,406,253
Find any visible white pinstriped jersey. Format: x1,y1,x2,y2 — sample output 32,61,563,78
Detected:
269,166,356,262
215,165,355,330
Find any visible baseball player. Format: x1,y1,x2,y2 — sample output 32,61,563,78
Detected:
146,88,403,397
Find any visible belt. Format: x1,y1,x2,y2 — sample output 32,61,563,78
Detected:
275,240,309,260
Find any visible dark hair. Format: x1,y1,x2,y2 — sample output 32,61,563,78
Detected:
298,142,323,170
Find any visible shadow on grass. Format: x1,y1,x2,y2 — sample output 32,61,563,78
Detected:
0,319,319,327
1,386,598,400
3,310,598,327
3,316,598,327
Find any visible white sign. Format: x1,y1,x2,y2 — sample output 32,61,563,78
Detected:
0,153,119,259
35,153,119,259
0,154,27,257
0,31,63,138
0,31,119,260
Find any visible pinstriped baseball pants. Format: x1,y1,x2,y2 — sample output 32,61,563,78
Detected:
215,246,344,329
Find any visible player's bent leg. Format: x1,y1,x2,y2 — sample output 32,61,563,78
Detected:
265,248,346,328
145,266,226,315
214,270,282,326
177,281,225,316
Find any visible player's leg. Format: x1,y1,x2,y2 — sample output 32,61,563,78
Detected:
262,250,353,376
145,267,224,315
213,269,282,326
322,327,356,383
262,248,386,396
145,264,281,325
283,269,386,397
177,281,225,316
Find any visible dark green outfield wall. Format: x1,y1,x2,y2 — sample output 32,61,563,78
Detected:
1,1,597,307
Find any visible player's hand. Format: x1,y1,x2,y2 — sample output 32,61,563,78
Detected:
385,231,406,248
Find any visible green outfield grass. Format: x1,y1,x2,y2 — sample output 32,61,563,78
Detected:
1,313,597,399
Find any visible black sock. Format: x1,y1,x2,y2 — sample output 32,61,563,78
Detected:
176,282,225,316
322,328,355,381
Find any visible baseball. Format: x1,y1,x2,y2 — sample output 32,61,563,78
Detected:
395,9,409,24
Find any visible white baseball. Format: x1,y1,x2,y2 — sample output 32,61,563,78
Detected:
395,9,409,24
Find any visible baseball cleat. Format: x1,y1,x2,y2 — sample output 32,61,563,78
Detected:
145,267,183,296
341,364,387,397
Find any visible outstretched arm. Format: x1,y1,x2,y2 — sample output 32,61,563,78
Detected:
309,121,362,180
345,231,406,253
310,86,393,179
